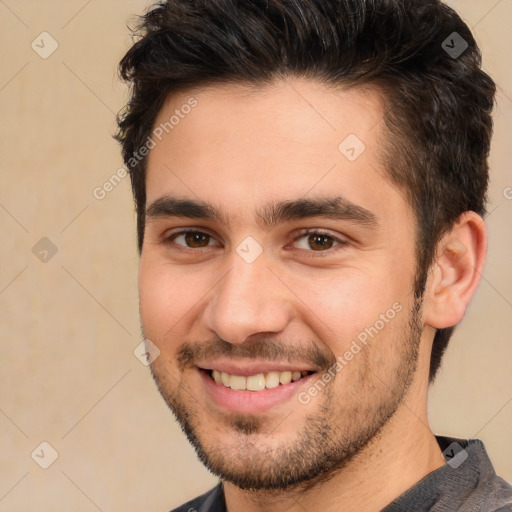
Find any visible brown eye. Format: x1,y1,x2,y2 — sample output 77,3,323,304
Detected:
293,230,347,253
307,233,335,251
165,230,219,249
183,231,211,248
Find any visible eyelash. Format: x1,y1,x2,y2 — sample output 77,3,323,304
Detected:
289,229,349,254
161,228,349,256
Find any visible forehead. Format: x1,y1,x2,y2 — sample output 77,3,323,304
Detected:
145,79,411,232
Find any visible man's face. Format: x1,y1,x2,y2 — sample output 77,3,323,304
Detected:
139,79,426,490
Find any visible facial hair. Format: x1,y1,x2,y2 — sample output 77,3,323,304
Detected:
147,297,423,492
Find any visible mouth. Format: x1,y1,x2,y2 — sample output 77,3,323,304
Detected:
203,369,316,391
197,365,319,414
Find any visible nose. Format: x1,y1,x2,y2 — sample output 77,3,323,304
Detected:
201,249,292,345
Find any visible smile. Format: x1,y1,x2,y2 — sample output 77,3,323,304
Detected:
197,361,319,413
209,369,314,391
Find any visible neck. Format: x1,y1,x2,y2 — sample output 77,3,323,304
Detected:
223,378,446,512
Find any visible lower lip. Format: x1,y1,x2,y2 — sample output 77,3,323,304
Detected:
199,370,316,414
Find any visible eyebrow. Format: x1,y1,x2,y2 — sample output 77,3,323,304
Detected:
257,196,378,229
146,197,224,223
145,195,379,229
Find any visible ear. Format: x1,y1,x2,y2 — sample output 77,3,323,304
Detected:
423,211,487,329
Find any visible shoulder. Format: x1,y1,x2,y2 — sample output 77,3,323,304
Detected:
483,475,512,512
169,483,225,512
437,436,512,511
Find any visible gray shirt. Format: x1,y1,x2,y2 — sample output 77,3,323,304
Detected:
171,436,512,511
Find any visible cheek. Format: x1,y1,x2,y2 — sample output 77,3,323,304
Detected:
287,265,405,350
138,259,206,342
308,278,412,393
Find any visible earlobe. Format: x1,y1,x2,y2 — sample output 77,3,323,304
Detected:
423,212,487,330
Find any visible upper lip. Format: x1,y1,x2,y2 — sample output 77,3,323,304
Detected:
197,358,318,376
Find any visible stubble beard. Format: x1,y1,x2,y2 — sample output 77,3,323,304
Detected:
148,298,423,492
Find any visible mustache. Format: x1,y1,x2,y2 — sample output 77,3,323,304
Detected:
176,336,336,372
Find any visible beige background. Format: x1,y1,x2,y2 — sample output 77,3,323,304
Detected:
0,0,510,510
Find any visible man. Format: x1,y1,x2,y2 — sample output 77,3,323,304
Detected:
115,0,512,510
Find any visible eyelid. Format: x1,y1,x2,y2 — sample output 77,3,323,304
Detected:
288,228,349,253
162,227,349,254
162,227,222,248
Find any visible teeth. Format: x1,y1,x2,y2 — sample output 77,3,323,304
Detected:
265,371,280,389
229,375,246,390
247,374,265,391
279,371,292,385
221,371,230,387
211,369,311,391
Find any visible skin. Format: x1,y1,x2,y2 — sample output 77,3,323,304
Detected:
138,78,487,511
